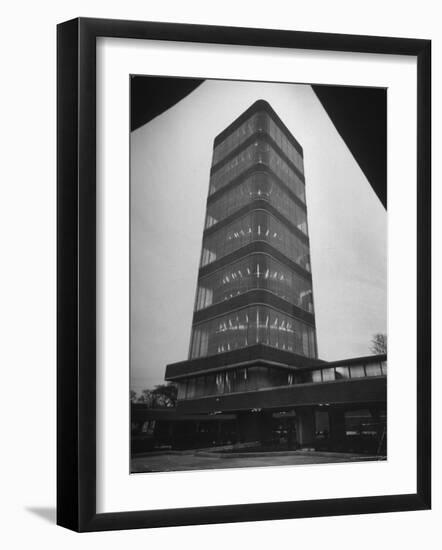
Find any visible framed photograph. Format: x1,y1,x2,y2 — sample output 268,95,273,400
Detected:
57,17,431,532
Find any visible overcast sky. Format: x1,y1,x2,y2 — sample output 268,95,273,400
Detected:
130,79,387,394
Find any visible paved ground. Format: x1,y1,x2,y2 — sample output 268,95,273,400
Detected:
131,450,384,473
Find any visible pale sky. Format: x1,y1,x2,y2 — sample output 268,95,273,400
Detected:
130,79,387,394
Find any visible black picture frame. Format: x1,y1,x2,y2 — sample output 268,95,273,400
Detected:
57,17,431,532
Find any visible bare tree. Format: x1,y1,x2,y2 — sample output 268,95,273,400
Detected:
370,333,387,355
130,389,138,403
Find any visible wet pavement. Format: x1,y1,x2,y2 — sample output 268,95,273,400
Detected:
131,450,384,473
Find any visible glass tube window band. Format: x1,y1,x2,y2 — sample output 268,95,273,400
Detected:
177,359,386,399
189,305,317,359
200,210,311,272
209,140,305,203
205,172,308,235
195,254,314,313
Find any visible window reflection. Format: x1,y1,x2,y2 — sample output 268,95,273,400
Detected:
344,409,379,437
179,365,297,399
190,305,316,359
335,366,350,379
206,172,308,234
212,112,267,165
195,254,313,313
268,117,304,173
210,140,305,202
201,211,311,271
365,363,382,376
311,370,322,382
349,365,365,378
322,368,335,381
212,111,304,177
210,143,259,195
178,360,387,399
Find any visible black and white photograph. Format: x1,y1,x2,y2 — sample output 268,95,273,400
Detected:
0,0,434,543
130,77,388,473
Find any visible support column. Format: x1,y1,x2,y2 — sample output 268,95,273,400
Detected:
287,418,296,450
259,412,274,447
369,406,387,455
295,407,315,448
169,421,176,449
329,407,346,451
217,420,222,446
369,406,381,439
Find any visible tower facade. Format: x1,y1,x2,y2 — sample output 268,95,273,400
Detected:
166,100,318,405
